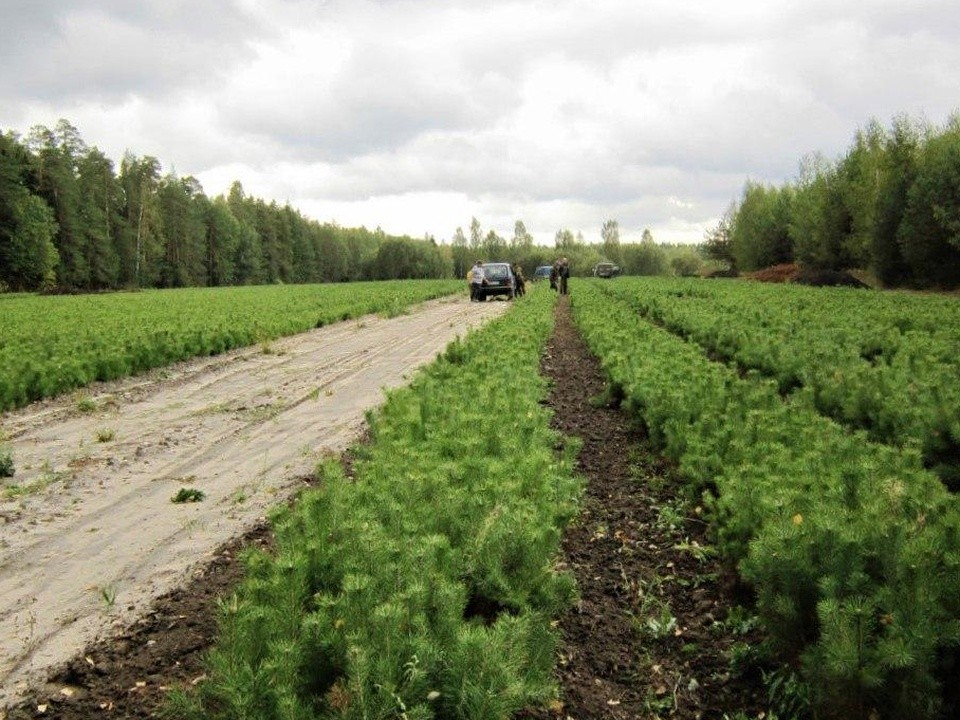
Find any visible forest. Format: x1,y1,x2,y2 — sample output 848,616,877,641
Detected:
0,120,458,292
705,114,960,288
0,120,705,294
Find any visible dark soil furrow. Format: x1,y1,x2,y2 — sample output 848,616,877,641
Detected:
522,295,765,720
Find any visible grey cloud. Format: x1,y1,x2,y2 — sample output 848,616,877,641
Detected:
219,36,516,163
0,0,265,103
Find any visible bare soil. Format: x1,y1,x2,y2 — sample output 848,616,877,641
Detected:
2,294,766,719
0,295,509,713
521,296,766,719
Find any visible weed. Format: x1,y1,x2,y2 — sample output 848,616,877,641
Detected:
631,577,678,640
95,428,116,443
20,608,39,654
642,683,677,715
644,602,678,639
712,605,760,637
191,402,230,416
75,394,97,413
656,502,686,531
2,483,24,499
0,446,14,478
172,487,205,503
2,462,63,498
181,518,202,534
673,537,716,563
98,583,118,609
763,665,811,720
243,402,283,422
727,641,764,678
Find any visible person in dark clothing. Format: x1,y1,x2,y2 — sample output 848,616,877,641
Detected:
549,263,558,291
558,257,570,295
512,264,526,297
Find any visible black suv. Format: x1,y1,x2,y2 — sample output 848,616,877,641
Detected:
478,262,516,300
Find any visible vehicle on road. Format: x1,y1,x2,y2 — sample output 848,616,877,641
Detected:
478,262,516,300
532,265,553,282
593,261,620,278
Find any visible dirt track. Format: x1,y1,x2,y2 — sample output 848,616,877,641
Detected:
0,295,508,708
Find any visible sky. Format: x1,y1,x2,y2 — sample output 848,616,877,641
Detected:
2,0,959,246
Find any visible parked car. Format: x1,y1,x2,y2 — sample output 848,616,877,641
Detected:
593,261,620,278
532,265,553,281
478,262,516,300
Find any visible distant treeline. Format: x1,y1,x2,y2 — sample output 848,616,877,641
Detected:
447,220,708,282
705,114,960,288
1,120,711,293
0,120,453,292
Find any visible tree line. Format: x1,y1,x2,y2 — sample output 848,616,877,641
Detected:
1,119,709,293
447,219,706,281
0,120,453,292
704,113,960,288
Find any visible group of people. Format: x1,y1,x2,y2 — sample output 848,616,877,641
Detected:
466,260,528,302
549,257,570,295
466,258,570,302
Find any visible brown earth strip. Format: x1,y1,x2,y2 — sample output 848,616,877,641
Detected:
5,523,274,720
521,295,766,720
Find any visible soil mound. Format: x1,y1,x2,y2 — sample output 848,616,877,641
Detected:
792,267,871,288
704,267,739,279
744,263,799,283
746,263,870,288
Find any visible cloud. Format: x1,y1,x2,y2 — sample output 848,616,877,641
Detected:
0,1,263,105
2,0,959,245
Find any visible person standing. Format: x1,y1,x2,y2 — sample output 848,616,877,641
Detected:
512,264,526,297
470,260,485,302
558,257,570,295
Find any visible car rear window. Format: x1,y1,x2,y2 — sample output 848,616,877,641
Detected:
485,265,509,280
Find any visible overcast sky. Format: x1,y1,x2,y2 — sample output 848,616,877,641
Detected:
2,0,959,245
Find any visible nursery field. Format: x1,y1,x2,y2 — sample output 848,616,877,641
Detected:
0,279,463,412
0,288,506,710
4,278,960,720
573,277,960,719
598,277,960,488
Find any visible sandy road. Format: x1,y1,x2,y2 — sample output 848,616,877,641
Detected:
0,295,508,707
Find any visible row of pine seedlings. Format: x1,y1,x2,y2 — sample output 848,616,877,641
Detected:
0,279,461,412
572,280,960,720
169,286,582,720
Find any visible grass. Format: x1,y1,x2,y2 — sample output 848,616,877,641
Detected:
2,462,63,499
95,428,115,443
98,583,118,609
0,446,13,478
74,394,98,413
171,487,206,503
